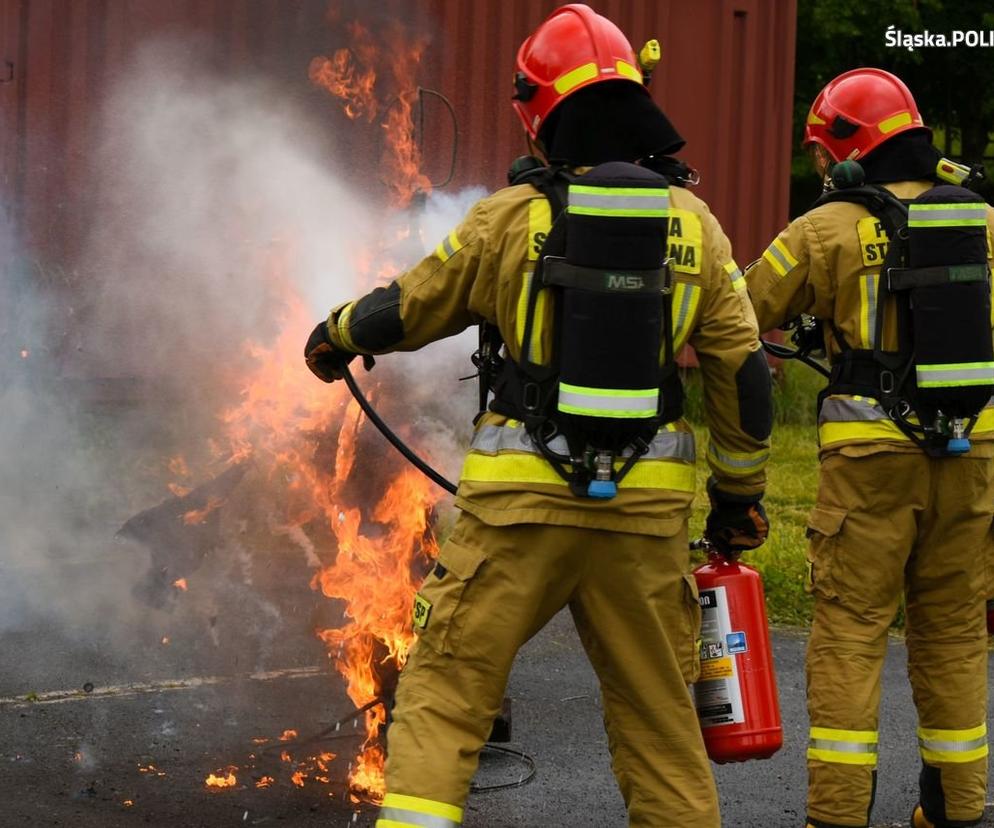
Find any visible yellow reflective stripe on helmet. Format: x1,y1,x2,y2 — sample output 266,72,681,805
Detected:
671,282,702,352
557,383,659,418
807,110,826,126
377,793,463,827
335,302,360,352
707,441,770,477
859,273,879,348
918,723,988,764
460,453,695,492
615,59,643,83
553,62,598,95
762,238,799,278
724,260,745,292
568,185,670,218
908,203,988,228
878,111,913,134
434,230,463,263
808,726,878,766
916,361,994,387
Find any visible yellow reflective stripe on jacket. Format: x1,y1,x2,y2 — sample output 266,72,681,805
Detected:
336,302,360,352
515,198,552,365
807,726,878,766
460,452,695,491
762,237,799,277
818,395,994,445
907,202,988,228
469,422,695,463
859,273,879,348
377,793,463,828
918,723,988,764
916,361,994,388
707,441,770,477
557,383,659,418
433,230,464,263
671,281,702,352
724,260,745,292
567,185,670,218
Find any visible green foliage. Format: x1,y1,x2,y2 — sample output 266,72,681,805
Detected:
792,0,994,215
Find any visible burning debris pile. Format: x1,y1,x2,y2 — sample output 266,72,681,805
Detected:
116,5,470,806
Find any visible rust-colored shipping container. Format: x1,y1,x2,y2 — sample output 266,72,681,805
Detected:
0,0,796,308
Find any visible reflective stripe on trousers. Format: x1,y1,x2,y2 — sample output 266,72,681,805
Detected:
918,723,989,764
376,793,463,828
807,726,878,766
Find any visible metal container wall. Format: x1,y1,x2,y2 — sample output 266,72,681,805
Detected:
0,0,796,275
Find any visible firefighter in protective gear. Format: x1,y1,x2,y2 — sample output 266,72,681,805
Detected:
745,68,994,828
306,5,772,825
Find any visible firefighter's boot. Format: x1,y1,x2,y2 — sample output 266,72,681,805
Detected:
912,805,935,828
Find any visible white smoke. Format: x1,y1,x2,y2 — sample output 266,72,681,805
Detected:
0,37,489,660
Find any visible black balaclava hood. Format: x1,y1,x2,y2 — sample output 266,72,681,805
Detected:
538,81,685,166
857,129,940,184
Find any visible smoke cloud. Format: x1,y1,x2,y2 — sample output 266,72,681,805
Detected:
0,36,486,679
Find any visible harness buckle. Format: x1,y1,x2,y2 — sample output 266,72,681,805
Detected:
522,382,541,412
879,370,896,396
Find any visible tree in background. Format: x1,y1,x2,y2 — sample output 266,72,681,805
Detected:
792,0,994,214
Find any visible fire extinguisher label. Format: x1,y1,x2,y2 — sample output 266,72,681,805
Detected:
694,586,746,727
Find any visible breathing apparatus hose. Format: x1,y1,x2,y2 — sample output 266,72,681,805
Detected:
760,337,831,379
340,363,458,496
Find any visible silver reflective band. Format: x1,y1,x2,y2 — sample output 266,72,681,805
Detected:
469,423,696,463
440,236,457,259
568,190,670,214
809,737,877,754
558,385,658,417
818,397,889,423
378,808,461,828
765,243,794,273
908,205,987,224
918,735,988,753
916,364,994,387
708,442,769,471
674,285,696,337
863,274,878,349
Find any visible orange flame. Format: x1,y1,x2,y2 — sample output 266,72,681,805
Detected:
205,768,238,789
173,578,188,592
256,776,274,789
310,18,430,207
181,497,223,525
279,729,298,742
19,348,29,359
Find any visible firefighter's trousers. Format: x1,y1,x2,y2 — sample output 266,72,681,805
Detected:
375,511,717,828
804,450,994,828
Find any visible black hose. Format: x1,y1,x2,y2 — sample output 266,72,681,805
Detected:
341,363,458,495
761,338,832,379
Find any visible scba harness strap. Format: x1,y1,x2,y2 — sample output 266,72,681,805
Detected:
482,160,684,498
815,168,994,456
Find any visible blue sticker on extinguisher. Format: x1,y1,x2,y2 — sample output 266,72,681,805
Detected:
726,631,748,654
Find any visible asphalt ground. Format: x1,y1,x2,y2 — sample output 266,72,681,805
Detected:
3,607,994,828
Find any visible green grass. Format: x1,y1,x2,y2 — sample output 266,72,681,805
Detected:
684,361,824,625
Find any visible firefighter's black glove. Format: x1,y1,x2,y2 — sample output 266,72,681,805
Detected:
304,321,372,383
704,477,769,557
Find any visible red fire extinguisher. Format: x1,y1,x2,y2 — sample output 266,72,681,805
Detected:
692,544,783,763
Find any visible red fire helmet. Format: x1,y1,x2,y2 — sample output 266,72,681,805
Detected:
512,3,646,139
803,68,930,162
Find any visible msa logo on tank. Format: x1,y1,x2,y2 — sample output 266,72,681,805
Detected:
667,210,702,274
694,586,746,726
857,217,890,266
604,273,646,290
